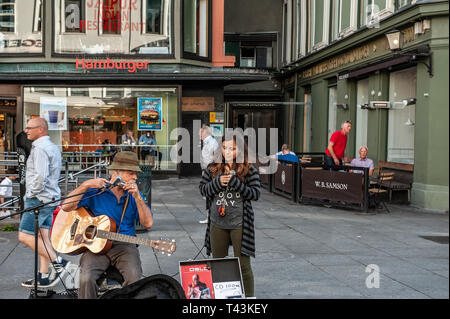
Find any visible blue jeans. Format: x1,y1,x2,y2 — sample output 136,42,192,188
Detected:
19,197,56,235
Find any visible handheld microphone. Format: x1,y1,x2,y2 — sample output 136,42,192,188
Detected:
107,176,126,188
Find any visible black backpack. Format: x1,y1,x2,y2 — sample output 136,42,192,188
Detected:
99,274,186,299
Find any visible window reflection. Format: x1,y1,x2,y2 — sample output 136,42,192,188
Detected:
54,0,172,55
23,87,179,170
0,0,43,54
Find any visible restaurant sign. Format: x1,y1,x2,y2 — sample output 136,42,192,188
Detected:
301,169,363,204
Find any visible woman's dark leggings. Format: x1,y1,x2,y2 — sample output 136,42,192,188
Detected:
210,224,254,297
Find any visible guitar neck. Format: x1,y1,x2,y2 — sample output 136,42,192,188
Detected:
97,230,155,248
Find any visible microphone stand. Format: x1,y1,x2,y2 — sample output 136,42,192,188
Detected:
0,185,113,298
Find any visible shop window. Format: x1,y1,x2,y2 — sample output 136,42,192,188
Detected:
183,0,210,59
387,67,416,164
54,0,173,55
23,86,179,171
0,0,43,54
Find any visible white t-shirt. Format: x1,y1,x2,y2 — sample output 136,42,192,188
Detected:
0,177,12,197
200,135,219,170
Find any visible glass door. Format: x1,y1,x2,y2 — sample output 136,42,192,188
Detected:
388,67,416,163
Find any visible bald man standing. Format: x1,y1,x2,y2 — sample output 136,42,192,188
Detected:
18,118,70,289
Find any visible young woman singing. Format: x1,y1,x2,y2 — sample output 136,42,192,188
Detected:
199,134,261,297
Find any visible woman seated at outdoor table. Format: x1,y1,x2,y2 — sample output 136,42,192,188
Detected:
277,144,299,166
349,146,374,177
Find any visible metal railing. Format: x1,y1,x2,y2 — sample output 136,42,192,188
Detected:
0,156,109,211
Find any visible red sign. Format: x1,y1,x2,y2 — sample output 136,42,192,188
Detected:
75,57,149,73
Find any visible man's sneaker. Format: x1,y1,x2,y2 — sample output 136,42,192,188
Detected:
21,272,59,289
51,258,71,277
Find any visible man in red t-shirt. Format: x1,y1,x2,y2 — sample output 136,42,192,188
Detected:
325,120,352,170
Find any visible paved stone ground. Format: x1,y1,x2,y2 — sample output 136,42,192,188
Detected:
0,176,448,299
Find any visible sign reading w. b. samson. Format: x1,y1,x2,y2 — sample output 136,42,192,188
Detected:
301,169,364,204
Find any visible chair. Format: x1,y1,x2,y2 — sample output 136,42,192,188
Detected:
369,167,381,185
368,172,394,213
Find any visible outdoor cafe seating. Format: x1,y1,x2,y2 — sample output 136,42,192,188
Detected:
256,153,373,213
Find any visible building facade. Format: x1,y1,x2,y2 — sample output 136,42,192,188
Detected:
223,0,284,151
0,0,269,176
277,0,449,211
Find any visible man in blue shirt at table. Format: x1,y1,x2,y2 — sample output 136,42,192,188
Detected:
277,144,299,165
61,151,153,299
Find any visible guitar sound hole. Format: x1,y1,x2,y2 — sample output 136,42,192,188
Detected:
85,225,97,240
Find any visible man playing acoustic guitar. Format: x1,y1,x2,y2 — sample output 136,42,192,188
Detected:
61,151,153,299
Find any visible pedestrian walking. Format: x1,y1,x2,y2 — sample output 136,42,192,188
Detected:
18,117,71,289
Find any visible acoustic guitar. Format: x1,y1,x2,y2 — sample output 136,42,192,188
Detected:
51,207,176,256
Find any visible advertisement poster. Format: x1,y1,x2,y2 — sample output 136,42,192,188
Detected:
137,97,162,131
40,97,67,130
180,263,214,299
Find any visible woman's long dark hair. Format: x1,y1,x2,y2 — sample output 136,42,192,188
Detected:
209,134,251,182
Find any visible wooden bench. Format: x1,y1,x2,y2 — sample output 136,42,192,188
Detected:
378,161,414,203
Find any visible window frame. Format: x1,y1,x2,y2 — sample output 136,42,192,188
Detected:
364,0,395,27
142,0,164,35
0,0,45,57
337,0,358,38
51,0,175,59
33,0,43,33
181,0,212,62
0,0,16,33
239,45,273,69
310,0,330,52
